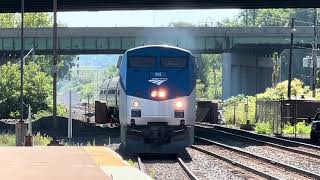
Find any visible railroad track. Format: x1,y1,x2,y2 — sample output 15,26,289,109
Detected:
195,123,320,159
137,154,199,180
193,136,320,180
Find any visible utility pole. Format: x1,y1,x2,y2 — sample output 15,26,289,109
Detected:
20,0,24,122
287,18,294,100
245,9,248,26
53,0,58,126
312,8,318,97
253,9,256,26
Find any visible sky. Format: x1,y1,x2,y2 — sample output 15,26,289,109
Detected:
58,9,240,27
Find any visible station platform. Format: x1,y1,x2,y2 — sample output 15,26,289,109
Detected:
0,146,150,180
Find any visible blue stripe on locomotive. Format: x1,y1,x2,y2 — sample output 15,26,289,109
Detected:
119,45,196,100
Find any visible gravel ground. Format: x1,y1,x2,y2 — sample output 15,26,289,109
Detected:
194,143,311,180
181,148,263,180
287,144,320,155
197,131,320,176
143,159,189,180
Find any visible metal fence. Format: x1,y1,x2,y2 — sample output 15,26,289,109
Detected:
257,99,320,135
256,100,282,134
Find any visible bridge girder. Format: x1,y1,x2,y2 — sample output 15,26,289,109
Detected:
1,0,320,13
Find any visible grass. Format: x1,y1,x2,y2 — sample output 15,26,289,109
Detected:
33,133,53,146
255,122,272,134
0,132,52,146
127,159,137,167
283,122,311,135
0,133,16,146
254,121,311,135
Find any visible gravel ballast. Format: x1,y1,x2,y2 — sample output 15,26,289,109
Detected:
197,130,320,176
194,143,311,180
182,148,264,180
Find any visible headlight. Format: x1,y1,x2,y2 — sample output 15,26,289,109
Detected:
150,89,167,99
151,90,157,98
158,89,167,98
132,100,140,108
175,101,183,108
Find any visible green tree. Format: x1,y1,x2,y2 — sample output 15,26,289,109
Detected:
0,12,73,118
80,83,95,101
0,14,18,28
1,12,74,80
272,52,280,87
28,55,75,80
226,8,316,27
0,13,52,28
24,13,52,27
104,65,119,78
196,80,205,99
0,63,52,118
197,54,222,99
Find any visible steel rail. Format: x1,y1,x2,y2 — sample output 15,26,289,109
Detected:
195,123,320,159
190,145,278,180
177,156,199,180
194,136,320,179
137,155,146,173
196,122,320,150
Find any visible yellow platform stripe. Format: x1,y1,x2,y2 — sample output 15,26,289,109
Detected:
83,146,127,167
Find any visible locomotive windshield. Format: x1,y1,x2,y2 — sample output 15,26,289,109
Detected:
128,56,156,68
160,57,187,68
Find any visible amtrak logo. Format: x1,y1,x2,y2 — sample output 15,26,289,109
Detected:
148,78,168,85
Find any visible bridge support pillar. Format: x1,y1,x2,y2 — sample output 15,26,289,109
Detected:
222,53,273,99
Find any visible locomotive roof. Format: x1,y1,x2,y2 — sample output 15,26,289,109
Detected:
126,45,192,54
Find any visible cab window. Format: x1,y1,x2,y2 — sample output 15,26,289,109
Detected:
160,57,187,68
128,56,156,68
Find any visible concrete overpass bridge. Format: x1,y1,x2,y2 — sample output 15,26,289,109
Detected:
0,26,317,99
0,26,317,56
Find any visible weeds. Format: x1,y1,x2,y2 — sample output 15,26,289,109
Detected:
0,132,52,146
0,133,15,146
255,122,272,134
283,122,311,135
33,132,52,146
127,159,137,167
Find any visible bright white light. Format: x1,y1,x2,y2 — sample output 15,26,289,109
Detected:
133,100,140,108
176,101,183,108
158,90,166,98
151,90,157,98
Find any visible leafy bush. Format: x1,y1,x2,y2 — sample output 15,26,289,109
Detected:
257,79,309,100
222,79,317,126
283,122,311,135
223,95,256,125
255,122,272,134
